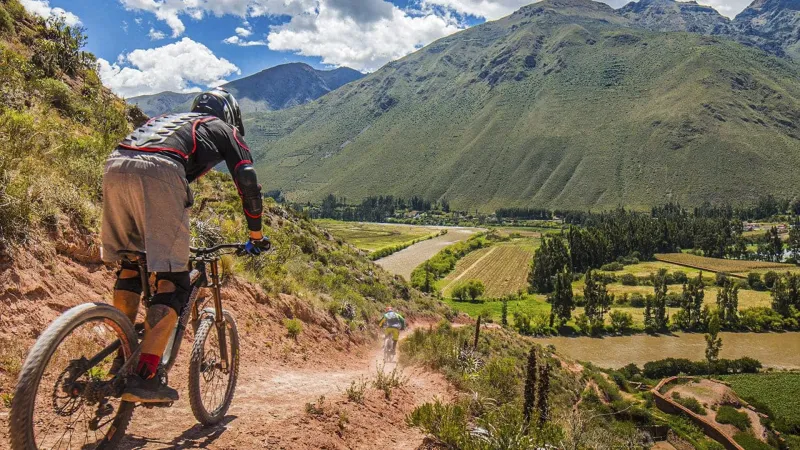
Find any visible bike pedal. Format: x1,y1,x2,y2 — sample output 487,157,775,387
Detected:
141,401,173,409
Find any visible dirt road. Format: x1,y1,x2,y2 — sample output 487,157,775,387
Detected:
113,330,452,449
375,227,484,280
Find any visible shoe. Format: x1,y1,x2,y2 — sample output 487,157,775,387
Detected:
122,374,179,403
109,356,125,376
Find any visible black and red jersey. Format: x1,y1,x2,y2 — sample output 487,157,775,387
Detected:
117,112,263,231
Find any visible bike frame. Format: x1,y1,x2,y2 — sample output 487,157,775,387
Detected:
109,244,242,380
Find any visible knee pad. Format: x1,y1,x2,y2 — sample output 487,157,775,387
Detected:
115,260,143,295
151,272,191,313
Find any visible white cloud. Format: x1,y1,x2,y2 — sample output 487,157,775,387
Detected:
268,0,462,71
148,27,167,40
98,37,240,98
20,0,81,26
235,26,253,37
223,35,268,46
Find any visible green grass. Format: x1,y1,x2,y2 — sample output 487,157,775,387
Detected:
247,0,800,211
733,432,772,450
444,295,551,322
715,405,750,431
314,219,441,251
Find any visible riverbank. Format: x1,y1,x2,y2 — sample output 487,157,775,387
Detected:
533,332,800,369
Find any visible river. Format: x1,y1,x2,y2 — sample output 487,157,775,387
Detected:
375,226,484,280
533,332,800,369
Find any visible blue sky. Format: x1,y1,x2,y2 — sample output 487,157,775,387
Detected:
21,0,753,98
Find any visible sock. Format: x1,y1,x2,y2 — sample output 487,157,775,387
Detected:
137,353,161,379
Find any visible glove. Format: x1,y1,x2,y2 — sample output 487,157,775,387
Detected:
244,236,271,255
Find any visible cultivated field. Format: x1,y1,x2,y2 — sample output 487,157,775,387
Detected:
720,372,800,442
655,253,795,275
315,219,441,251
440,241,537,298
375,227,482,279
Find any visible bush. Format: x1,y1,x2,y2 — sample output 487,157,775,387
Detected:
716,405,750,431
407,400,468,447
629,293,646,307
345,378,367,404
621,273,637,286
0,6,14,35
763,271,779,289
747,273,764,291
615,293,629,305
609,310,634,333
672,392,705,414
601,262,624,271
642,357,761,378
673,271,688,284
716,272,730,286
284,318,303,338
734,432,773,450
620,363,641,380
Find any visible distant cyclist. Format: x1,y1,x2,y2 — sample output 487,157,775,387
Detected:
379,306,406,354
101,88,270,403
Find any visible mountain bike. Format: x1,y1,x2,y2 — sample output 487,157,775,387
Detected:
383,332,396,363
9,243,257,450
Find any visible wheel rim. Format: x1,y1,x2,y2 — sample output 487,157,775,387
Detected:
198,321,235,416
32,318,130,450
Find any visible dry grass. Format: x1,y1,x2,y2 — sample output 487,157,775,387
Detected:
655,253,795,274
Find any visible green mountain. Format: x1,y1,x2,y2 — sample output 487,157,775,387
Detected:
130,63,364,116
246,0,800,211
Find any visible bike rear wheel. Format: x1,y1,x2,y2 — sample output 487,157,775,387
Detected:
9,303,138,450
188,310,239,425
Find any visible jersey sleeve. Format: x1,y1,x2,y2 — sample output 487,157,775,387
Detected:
210,120,263,232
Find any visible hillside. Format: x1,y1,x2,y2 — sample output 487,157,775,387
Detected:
246,0,800,211
130,63,364,116
619,0,732,34
732,0,800,60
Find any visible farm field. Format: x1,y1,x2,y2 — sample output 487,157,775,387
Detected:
439,240,538,298
597,261,705,278
718,372,800,443
655,253,796,275
314,219,441,251
444,295,550,321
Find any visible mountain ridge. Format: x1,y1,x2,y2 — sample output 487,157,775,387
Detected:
129,62,364,116
245,0,800,211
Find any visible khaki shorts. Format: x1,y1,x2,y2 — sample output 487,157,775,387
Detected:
100,149,193,272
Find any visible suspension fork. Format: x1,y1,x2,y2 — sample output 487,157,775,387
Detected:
209,260,230,370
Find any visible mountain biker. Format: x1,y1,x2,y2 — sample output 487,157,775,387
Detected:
378,306,406,353
101,88,270,403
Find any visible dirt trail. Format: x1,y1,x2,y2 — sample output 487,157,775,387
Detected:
117,327,452,449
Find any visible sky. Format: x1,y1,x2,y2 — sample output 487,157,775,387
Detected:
20,0,756,98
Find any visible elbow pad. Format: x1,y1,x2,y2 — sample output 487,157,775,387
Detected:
236,165,263,231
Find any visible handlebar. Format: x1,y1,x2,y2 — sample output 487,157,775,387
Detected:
190,243,247,255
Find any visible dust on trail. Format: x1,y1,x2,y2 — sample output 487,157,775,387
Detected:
375,227,484,280
116,326,451,450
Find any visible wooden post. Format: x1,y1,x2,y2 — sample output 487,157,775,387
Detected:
473,315,481,349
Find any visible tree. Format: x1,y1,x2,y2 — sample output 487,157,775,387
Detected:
758,227,783,262
583,269,612,329
677,272,704,330
771,272,800,317
650,269,669,331
536,362,550,427
717,278,739,328
705,313,723,369
788,224,800,261
465,280,486,302
530,235,569,293
548,270,574,326
609,310,633,334
501,297,509,327
523,347,538,426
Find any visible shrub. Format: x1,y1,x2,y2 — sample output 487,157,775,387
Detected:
747,273,764,291
716,405,750,430
734,432,773,450
407,400,468,447
373,365,406,399
672,392,706,414
0,6,14,35
716,272,730,286
615,293,630,305
642,357,760,378
601,262,624,271
609,310,633,333
620,363,641,380
763,271,779,289
621,273,637,286
673,271,688,284
284,318,303,338
629,293,646,307
345,378,367,404
476,357,519,405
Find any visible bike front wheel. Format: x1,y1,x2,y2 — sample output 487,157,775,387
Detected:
9,303,138,450
188,310,240,426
